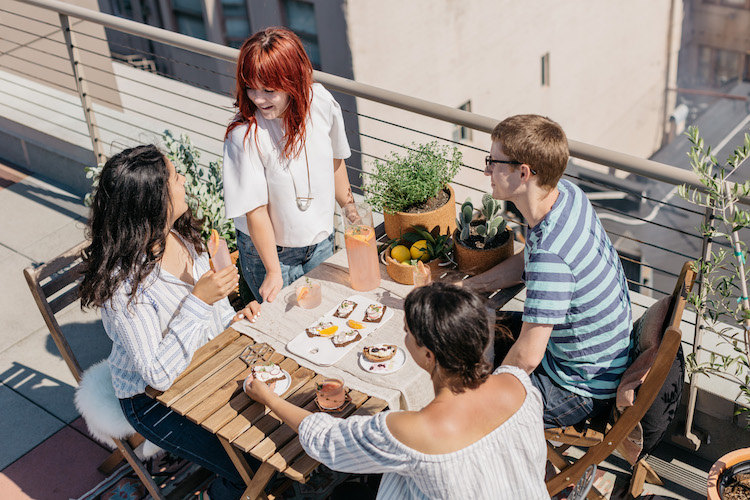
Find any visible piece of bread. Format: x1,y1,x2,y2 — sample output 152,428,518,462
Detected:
306,321,337,338
331,330,362,348
333,299,357,319
363,304,387,323
363,344,398,362
251,363,285,385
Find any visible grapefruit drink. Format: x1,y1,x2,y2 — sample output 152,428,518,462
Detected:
344,224,380,291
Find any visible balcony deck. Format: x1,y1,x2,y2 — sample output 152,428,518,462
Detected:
0,155,713,500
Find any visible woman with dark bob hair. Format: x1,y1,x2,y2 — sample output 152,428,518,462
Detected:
244,283,548,499
223,27,354,304
80,145,261,499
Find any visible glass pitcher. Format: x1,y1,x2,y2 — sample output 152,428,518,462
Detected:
342,202,381,291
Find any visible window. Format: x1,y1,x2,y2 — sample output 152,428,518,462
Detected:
284,0,321,69
697,45,741,86
541,52,550,86
172,0,207,40
111,0,134,19
453,101,472,142
221,0,250,48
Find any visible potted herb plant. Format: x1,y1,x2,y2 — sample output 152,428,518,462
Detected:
452,193,514,274
364,141,462,240
382,226,453,285
676,127,750,500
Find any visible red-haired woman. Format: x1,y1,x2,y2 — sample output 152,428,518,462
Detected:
223,27,353,303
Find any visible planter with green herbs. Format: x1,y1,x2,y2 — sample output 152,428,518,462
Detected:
364,142,462,240
453,194,513,274
381,226,453,285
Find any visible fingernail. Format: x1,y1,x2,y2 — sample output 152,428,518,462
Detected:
238,313,245,319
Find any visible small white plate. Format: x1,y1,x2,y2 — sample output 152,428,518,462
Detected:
244,369,291,396
358,347,406,374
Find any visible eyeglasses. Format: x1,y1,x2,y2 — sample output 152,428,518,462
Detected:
484,156,537,175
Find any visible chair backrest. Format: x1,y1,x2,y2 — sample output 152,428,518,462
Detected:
546,261,696,496
23,241,89,383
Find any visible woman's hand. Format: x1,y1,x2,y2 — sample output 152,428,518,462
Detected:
232,301,261,323
192,266,239,305
243,375,277,406
259,271,283,303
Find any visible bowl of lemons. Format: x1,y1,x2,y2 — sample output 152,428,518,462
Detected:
380,227,453,285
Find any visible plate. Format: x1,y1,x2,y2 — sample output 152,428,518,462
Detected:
358,347,406,374
243,369,291,396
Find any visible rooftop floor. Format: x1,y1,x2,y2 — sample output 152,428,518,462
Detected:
0,159,714,498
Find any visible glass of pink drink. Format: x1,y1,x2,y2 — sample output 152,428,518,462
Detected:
296,278,322,309
315,378,346,410
343,202,381,291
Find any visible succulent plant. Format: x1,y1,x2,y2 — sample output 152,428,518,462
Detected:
456,197,474,241
456,193,507,246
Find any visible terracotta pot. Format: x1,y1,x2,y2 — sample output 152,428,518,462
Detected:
453,226,514,275
708,448,750,499
383,185,456,240
382,252,445,285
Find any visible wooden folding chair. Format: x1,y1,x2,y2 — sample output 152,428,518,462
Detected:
545,262,696,499
23,241,164,499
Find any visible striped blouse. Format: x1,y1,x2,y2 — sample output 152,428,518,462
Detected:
523,179,632,399
102,236,235,399
298,366,549,500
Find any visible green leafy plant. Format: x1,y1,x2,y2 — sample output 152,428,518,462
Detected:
84,131,237,252
456,194,507,246
364,141,462,214
678,125,750,408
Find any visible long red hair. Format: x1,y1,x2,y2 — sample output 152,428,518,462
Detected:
226,27,313,159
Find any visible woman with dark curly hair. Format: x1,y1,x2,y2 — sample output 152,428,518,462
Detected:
244,283,548,499
80,144,260,499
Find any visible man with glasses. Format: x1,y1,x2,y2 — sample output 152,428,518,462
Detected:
463,114,632,429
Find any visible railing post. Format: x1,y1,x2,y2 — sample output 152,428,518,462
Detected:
673,206,715,451
59,13,106,164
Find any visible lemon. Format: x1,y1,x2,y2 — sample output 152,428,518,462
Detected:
390,245,411,263
410,240,430,262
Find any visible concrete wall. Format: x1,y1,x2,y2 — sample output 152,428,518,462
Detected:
345,0,682,194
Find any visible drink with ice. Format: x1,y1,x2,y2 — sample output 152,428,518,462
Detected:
296,278,322,309
315,378,346,410
343,203,380,291
207,229,233,271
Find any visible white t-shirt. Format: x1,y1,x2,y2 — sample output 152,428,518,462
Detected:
223,83,352,247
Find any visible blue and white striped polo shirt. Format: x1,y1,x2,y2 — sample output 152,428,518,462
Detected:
523,179,632,399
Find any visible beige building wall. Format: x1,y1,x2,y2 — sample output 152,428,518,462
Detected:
345,0,682,185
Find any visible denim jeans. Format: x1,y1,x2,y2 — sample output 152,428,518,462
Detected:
237,230,335,303
120,393,259,500
494,311,612,429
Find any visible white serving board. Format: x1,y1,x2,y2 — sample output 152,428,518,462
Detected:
286,295,394,366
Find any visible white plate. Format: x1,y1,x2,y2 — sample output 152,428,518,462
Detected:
358,347,406,374
243,369,291,396
287,295,395,366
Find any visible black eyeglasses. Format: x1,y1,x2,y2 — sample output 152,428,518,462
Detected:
484,156,537,175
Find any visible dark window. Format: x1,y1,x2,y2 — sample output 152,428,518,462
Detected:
172,0,207,40
541,52,550,86
284,0,321,69
111,0,134,19
221,0,250,48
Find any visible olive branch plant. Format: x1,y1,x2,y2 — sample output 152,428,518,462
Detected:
678,125,750,408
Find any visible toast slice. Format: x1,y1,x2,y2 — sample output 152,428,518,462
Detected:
306,321,337,338
333,299,357,319
252,363,286,385
363,304,387,323
331,330,362,348
363,344,398,362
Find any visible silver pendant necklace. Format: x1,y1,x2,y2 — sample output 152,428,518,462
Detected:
291,145,313,211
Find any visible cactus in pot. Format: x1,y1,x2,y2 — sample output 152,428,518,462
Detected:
453,193,513,274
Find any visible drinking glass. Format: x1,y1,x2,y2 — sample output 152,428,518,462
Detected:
296,279,322,309
343,202,381,291
315,378,346,410
413,262,432,287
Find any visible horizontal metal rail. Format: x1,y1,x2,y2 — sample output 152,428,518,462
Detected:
14,0,724,197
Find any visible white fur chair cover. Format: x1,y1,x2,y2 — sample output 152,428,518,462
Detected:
74,360,162,460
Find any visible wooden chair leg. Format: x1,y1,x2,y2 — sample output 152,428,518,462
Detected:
97,449,125,475
586,484,607,500
113,437,164,500
629,458,663,497
547,443,571,471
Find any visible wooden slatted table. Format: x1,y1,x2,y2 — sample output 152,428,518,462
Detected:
146,327,388,500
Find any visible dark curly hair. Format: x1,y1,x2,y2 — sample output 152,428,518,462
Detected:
79,145,204,309
404,282,493,393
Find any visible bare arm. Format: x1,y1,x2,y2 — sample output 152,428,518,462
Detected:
502,321,553,374
245,206,283,302
333,158,355,208
244,377,311,433
463,250,525,293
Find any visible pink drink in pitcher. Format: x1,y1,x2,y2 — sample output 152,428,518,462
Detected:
343,203,380,291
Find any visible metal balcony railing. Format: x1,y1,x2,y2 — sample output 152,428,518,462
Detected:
5,0,750,451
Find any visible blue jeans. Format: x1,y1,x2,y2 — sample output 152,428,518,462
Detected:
237,231,335,303
495,311,612,429
120,393,259,500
